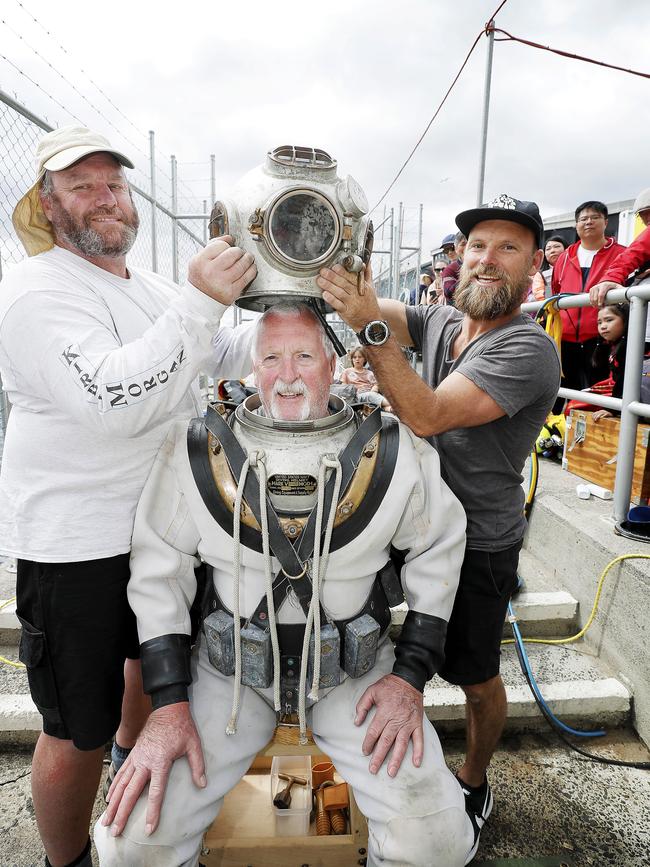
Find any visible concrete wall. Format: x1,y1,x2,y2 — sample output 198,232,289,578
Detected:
525,477,650,747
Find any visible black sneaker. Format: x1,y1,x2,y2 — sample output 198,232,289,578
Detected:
456,775,493,865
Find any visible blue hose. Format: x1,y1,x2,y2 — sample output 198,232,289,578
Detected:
508,602,606,738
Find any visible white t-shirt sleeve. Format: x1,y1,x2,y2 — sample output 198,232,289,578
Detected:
0,282,229,438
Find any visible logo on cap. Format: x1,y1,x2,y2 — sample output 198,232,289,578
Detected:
487,194,517,210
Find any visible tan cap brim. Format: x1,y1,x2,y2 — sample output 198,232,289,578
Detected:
12,183,55,257
44,144,135,173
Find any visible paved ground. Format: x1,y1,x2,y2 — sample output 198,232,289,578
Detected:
1,730,648,866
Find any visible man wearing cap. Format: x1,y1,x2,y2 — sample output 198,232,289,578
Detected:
589,188,650,310
441,231,467,305
0,125,256,867
551,200,626,391
440,232,457,261
318,194,560,862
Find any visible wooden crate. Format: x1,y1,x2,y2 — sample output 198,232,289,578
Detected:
201,749,369,867
563,410,650,504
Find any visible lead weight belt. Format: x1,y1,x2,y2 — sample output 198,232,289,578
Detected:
203,570,392,660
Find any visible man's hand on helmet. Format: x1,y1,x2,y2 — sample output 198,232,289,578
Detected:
188,235,257,305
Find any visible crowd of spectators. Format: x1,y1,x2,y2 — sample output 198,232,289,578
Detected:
411,190,650,414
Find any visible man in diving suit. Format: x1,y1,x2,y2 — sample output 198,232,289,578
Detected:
95,302,474,867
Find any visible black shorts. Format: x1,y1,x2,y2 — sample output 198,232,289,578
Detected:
438,541,521,686
16,553,140,750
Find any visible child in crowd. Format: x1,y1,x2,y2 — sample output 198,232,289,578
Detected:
591,302,629,422
564,303,632,420
340,346,392,411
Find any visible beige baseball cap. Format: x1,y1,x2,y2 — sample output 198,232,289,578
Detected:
633,188,650,215
12,125,135,257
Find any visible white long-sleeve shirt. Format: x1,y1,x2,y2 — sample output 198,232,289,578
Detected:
0,246,252,561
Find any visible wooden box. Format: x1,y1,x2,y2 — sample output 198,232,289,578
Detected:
201,749,369,867
563,410,650,504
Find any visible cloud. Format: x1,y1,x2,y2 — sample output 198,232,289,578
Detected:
2,0,650,256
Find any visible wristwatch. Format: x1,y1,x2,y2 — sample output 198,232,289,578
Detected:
355,319,391,347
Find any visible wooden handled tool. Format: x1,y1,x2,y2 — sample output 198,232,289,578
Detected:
273,772,308,810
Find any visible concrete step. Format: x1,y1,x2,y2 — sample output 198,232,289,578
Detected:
0,641,631,743
0,599,19,645
424,640,631,735
516,546,559,593
525,458,650,747
390,585,579,641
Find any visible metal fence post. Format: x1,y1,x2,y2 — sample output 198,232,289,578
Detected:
388,208,394,298
612,294,648,522
393,202,403,299
171,154,179,284
416,203,423,281
477,20,495,206
210,154,216,206
149,130,158,273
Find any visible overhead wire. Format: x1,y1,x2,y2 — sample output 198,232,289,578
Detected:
1,16,151,163
492,27,650,81
0,52,86,126
370,0,510,213
5,0,202,205
371,1,649,216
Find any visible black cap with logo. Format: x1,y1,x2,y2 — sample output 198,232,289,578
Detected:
455,194,544,249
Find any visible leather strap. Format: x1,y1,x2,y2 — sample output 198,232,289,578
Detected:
201,404,384,628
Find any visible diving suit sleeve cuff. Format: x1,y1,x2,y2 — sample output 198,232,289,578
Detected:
392,610,447,693
140,634,192,709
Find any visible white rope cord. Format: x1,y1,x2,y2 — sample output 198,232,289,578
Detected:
253,452,282,713
225,454,252,736
297,455,342,743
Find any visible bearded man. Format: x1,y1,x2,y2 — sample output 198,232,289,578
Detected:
317,196,560,863
1,126,255,867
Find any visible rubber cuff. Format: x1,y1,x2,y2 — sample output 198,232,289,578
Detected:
141,634,192,708
392,610,447,692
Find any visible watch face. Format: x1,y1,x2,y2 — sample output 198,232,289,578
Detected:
365,320,389,344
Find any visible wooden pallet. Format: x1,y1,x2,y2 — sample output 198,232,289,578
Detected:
563,410,650,504
201,728,369,867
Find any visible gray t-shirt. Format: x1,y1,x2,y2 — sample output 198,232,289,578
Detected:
406,305,561,551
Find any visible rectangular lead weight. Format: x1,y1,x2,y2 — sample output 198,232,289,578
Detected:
344,614,380,679
307,624,341,689
203,610,235,676
240,623,273,688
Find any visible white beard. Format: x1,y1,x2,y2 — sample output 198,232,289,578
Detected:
269,378,310,421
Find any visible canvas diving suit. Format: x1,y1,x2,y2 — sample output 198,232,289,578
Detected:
95,396,474,866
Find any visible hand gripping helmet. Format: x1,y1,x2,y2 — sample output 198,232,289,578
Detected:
209,145,373,312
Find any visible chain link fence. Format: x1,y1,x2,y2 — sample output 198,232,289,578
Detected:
0,89,211,462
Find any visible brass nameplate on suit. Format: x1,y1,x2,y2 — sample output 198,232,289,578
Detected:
267,474,317,497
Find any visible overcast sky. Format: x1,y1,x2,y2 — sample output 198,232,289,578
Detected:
2,0,649,257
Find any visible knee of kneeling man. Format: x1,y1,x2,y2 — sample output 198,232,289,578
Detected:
94,822,180,867
376,808,472,866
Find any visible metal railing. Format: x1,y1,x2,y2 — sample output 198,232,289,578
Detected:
522,283,650,524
